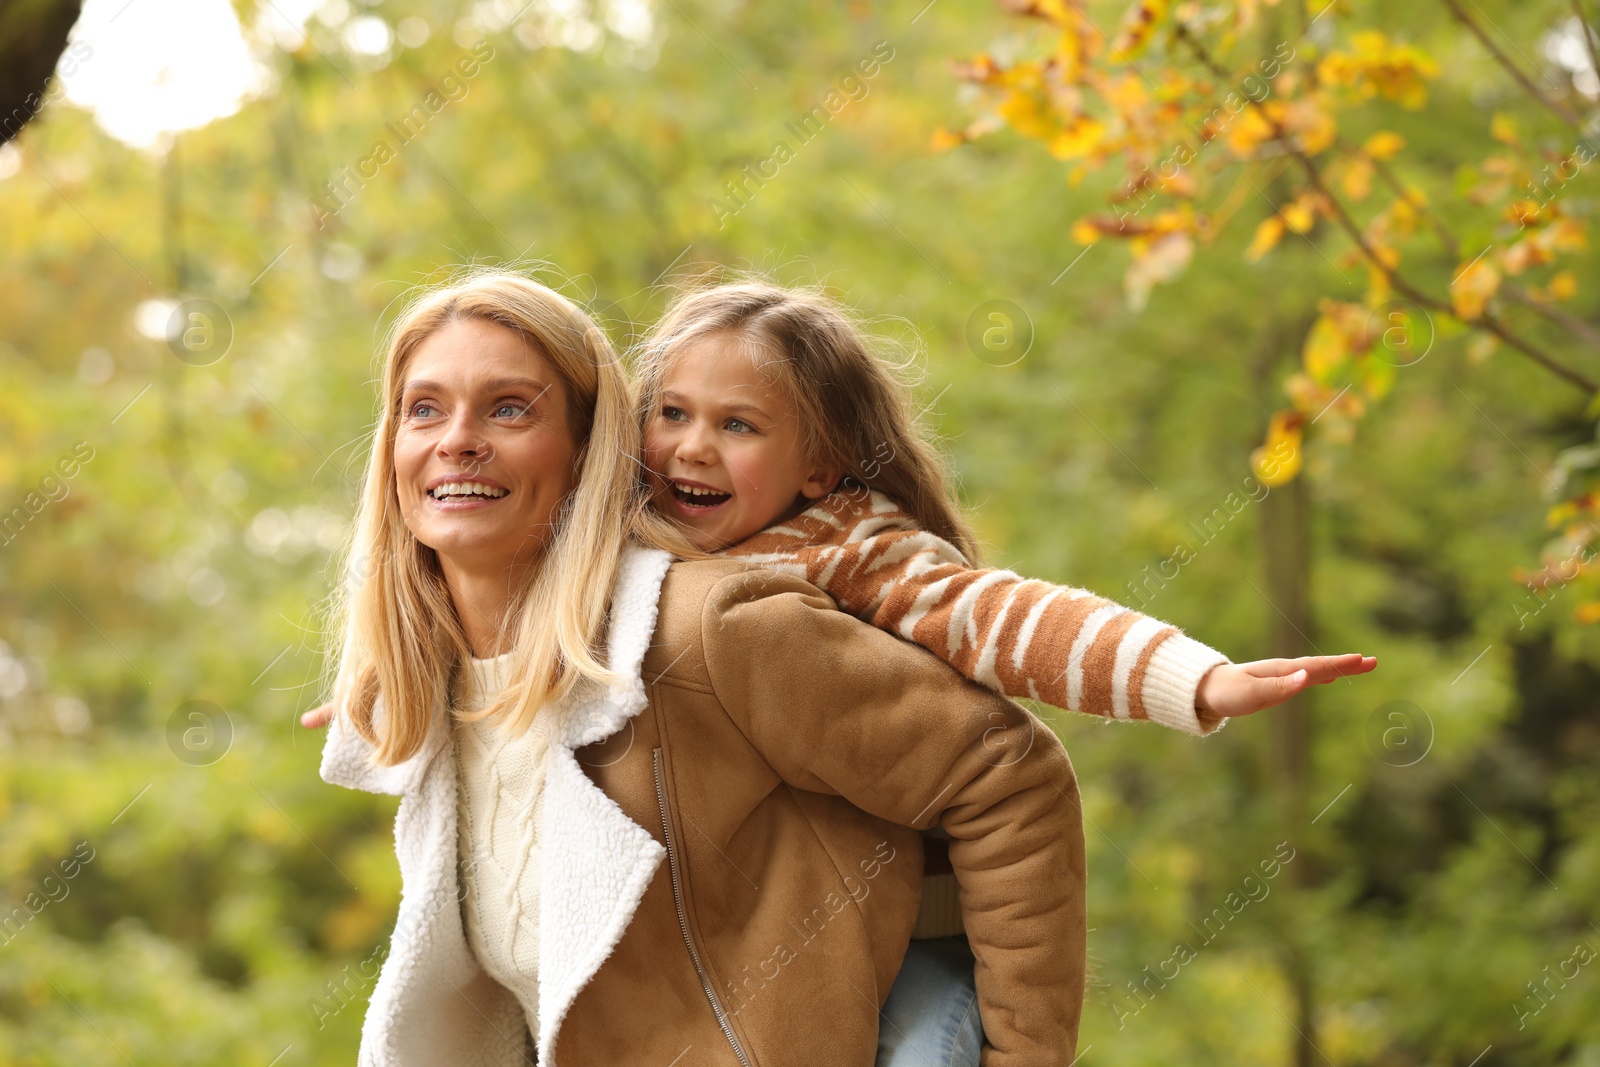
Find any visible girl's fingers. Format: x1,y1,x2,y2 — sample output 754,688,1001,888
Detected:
1276,668,1309,699
1230,669,1308,716
1248,653,1374,684
1241,658,1301,676
1302,654,1377,684
1216,655,1379,717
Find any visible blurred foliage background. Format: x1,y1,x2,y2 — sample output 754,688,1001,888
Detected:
1,0,1598,1063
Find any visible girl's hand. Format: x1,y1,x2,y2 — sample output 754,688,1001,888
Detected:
1195,654,1376,718
301,703,335,729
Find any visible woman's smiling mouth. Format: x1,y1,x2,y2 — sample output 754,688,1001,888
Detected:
426,477,511,508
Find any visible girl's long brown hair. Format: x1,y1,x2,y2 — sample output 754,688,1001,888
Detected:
633,277,979,561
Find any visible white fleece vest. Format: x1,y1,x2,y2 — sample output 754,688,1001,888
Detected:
318,545,674,1067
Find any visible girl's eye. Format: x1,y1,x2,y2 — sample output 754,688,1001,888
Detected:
662,405,687,422
725,418,754,434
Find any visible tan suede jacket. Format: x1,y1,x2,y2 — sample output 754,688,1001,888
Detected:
319,547,1085,1067
564,556,1087,1066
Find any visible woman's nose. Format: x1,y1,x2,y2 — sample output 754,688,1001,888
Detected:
436,415,491,463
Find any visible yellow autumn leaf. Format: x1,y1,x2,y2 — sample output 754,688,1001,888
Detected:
1490,112,1518,145
1361,351,1397,400
1317,52,1359,88
1341,156,1374,200
1501,239,1546,275
1247,215,1286,261
1365,261,1392,307
1387,197,1418,239
1574,601,1600,625
1070,218,1102,245
1290,102,1337,154
1103,73,1149,113
1506,199,1543,226
1035,0,1076,25
1284,372,1321,411
1451,257,1501,320
1547,501,1579,527
1281,194,1317,233
1152,205,1196,234
997,88,1054,140
1123,231,1193,311
1252,410,1305,487
1328,32,1437,108
1351,30,1389,57
1363,131,1405,159
1551,271,1578,300
1110,0,1171,59
1225,107,1276,157
930,127,966,152
1060,8,1109,74
1302,315,1349,382
1048,115,1106,159
1387,44,1439,108
1156,166,1196,197
1546,217,1587,251
1467,333,1498,363
1055,29,1083,80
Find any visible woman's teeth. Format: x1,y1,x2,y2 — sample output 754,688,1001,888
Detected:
671,481,731,506
430,481,508,500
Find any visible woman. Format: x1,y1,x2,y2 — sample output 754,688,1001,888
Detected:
318,269,1085,1066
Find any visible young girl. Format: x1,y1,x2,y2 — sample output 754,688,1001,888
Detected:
629,279,1376,1066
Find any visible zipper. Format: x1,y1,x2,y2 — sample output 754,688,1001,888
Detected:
653,747,754,1067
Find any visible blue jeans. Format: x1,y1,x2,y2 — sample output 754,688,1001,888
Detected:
876,935,983,1067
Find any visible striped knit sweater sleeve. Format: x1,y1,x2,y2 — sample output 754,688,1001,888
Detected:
723,488,1233,736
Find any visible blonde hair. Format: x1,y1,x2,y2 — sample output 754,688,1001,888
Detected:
633,277,978,560
329,268,695,766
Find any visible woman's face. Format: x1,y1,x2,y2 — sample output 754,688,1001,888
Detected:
394,318,580,576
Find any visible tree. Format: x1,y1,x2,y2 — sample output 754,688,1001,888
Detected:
1,0,80,145
941,0,1600,623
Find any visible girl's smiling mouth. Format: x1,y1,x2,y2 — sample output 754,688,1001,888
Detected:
667,478,732,511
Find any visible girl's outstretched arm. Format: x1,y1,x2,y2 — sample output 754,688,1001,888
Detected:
299,493,1378,734
726,489,1375,735
294,653,1379,730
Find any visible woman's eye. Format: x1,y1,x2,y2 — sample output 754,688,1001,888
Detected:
494,403,528,418
408,402,438,419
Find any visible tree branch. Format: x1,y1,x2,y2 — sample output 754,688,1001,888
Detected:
1503,284,1600,350
1573,0,1600,89
1303,146,1598,390
1171,19,1600,394
1438,0,1587,128
1351,138,1460,256
1355,138,1600,352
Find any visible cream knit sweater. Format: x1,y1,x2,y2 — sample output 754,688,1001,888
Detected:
453,652,554,1045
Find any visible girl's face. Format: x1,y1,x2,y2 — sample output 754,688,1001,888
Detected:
642,331,837,551
394,318,579,576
